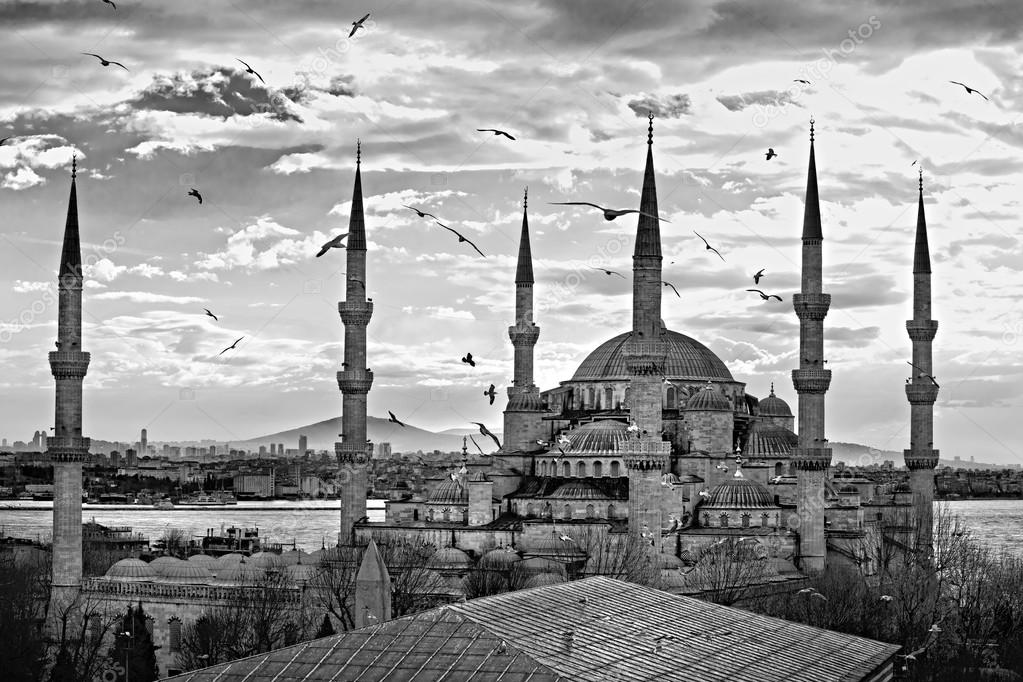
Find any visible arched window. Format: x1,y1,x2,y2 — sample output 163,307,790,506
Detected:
719,513,729,528
145,615,154,636
427,508,435,521
607,504,616,519
442,508,450,522
168,618,182,653
774,462,783,477
702,513,710,527
605,387,614,407
563,504,572,520
623,387,631,408
666,386,676,408
588,387,595,407
761,512,770,527
562,461,571,477
413,509,419,521
610,461,621,477
526,503,536,518
543,502,553,518
741,513,751,528
593,461,603,477
541,461,548,477
576,461,587,477
586,504,595,518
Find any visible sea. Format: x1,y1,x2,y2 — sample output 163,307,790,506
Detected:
1,499,1022,555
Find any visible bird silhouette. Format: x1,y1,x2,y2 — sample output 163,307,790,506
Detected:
101,0,116,8
349,13,371,38
82,53,128,70
911,160,917,166
484,383,497,405
590,266,625,279
949,80,989,101
770,475,784,484
746,288,782,301
471,422,502,450
693,231,725,261
476,128,515,140
765,148,777,161
236,58,265,85
387,411,406,428
316,233,348,257
662,281,680,298
187,188,203,204
218,336,244,356
203,308,218,321
906,361,940,388
753,268,765,284
468,434,486,455
549,201,667,223
556,434,571,447
793,79,811,85
436,221,486,257
0,136,11,146
461,352,475,367
402,205,438,220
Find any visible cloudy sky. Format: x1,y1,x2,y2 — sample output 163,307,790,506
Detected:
0,0,1020,463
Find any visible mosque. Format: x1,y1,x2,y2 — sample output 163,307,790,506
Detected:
43,115,939,674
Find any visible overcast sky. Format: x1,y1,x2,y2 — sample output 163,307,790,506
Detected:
0,0,1020,463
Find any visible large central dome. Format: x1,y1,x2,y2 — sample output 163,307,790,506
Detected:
571,330,733,382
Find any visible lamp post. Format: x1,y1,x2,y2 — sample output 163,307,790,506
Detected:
119,630,132,682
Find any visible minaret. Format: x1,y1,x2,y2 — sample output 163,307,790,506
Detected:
503,188,543,459
904,169,939,550
336,141,372,546
790,120,832,574
621,114,670,555
354,539,391,628
48,157,91,601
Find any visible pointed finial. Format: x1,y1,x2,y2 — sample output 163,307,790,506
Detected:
71,155,77,179
769,381,775,396
647,112,654,146
356,139,361,165
918,167,923,192
809,117,815,143
523,186,528,210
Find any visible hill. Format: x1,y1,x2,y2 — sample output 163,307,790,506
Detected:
239,415,475,453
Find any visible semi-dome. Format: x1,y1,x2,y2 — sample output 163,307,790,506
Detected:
428,479,468,505
285,562,321,583
214,553,246,572
565,420,628,453
105,558,155,582
160,561,213,584
703,473,776,509
759,385,793,417
685,385,732,412
522,572,567,589
281,549,310,566
520,533,588,560
550,480,606,500
572,330,733,382
249,552,285,570
148,556,184,576
428,546,472,571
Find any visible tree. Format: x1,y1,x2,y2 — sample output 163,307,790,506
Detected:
0,549,50,682
315,614,335,638
106,603,159,682
47,589,122,682
681,538,770,606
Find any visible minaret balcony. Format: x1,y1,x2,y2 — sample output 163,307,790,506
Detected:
792,368,832,394
48,351,91,379
621,440,671,471
508,324,540,346
335,440,371,466
337,369,374,394
791,446,832,470
905,382,938,404
338,300,374,326
792,293,831,321
906,320,938,342
904,448,939,470
621,339,666,375
46,436,91,463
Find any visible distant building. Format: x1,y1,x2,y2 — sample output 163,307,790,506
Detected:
259,445,267,457
125,448,138,468
298,434,307,455
208,445,216,457
277,442,284,456
140,428,147,455
376,442,392,459
234,471,275,498
110,451,121,467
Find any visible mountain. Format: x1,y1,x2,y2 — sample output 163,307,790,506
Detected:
240,416,474,453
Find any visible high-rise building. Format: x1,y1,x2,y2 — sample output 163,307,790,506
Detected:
259,445,267,457
125,448,138,468
298,435,308,456
140,427,147,455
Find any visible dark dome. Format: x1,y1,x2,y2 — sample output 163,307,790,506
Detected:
566,419,628,453
550,480,607,500
759,387,793,417
685,386,732,412
703,473,776,509
745,422,798,457
429,479,468,505
572,330,733,382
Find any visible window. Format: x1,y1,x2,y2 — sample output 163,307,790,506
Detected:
562,461,571,477
607,504,616,519
576,461,587,477
563,504,572,520
605,387,613,407
541,461,548,477
588,387,595,407
666,386,676,408
593,461,603,477
761,512,770,527
741,513,751,528
774,462,784,476
526,503,536,518
89,616,101,643
610,461,621,477
168,618,182,653
719,513,729,528
586,504,595,518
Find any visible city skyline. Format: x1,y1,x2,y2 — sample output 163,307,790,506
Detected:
1,1,1021,463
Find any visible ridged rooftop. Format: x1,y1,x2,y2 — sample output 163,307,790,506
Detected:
572,330,733,382
702,474,776,509
566,419,628,453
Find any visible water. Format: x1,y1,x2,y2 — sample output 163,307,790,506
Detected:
1,499,1021,555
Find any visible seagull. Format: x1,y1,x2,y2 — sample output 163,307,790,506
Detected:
662,281,680,298
316,233,348,257
203,308,218,321
765,148,777,161
793,79,811,85
101,0,116,8
492,640,508,656
770,476,783,484
753,268,765,284
549,201,668,223
626,422,640,435
471,422,502,450
693,231,725,261
82,53,128,71
747,289,783,302
484,384,497,405
436,221,486,257
556,434,571,447
906,362,939,388
468,435,486,455
476,128,515,140
218,337,244,356
535,439,551,448
235,59,265,85
387,411,406,428
349,12,371,38
810,592,828,602
559,533,574,543
402,205,438,220
698,489,710,499
911,160,917,166
797,588,815,595
948,80,989,101
590,267,625,279
461,352,475,367
928,624,942,633
0,136,11,146
187,188,203,204
715,463,729,472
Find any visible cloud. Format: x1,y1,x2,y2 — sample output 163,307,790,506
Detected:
195,217,324,271
92,291,206,304
716,89,798,112
12,280,51,293
130,67,301,122
627,93,692,118
2,166,44,190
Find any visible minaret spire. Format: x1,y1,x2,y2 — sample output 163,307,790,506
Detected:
791,118,832,575
336,141,373,545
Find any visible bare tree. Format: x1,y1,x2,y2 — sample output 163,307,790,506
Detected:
313,545,360,632
682,538,769,606
461,554,511,600
0,549,50,682
46,589,122,682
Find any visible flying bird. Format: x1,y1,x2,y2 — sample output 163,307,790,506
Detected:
765,148,777,161
387,411,406,428
436,221,486,257
810,592,828,602
948,80,989,101
236,59,265,85
476,128,516,140
203,308,218,321
218,337,244,356
693,231,725,261
468,435,485,455
746,289,783,302
484,383,497,405
590,267,625,279
549,201,668,223
461,352,475,367
906,361,940,388
471,422,502,450
662,281,680,298
402,205,438,220
793,79,811,85
770,476,784,484
316,233,348,257
82,53,128,70
753,268,765,284
349,13,371,38
911,160,917,166
187,188,203,204
556,434,571,447
797,588,815,595
0,136,11,146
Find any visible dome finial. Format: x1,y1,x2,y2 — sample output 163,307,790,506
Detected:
356,139,361,165
71,154,77,179
809,116,815,143
733,450,744,478
769,381,775,396
647,111,654,146
523,186,528,210
918,166,923,193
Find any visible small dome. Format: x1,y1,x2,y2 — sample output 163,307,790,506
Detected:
517,556,567,577
161,562,214,584
745,421,798,457
105,558,156,582
187,554,217,566
281,549,309,566
214,553,245,571
522,572,567,589
428,546,472,570
550,480,606,500
285,562,321,583
215,560,265,585
480,547,521,569
685,385,732,412
566,420,629,453
660,569,687,588
467,470,489,483
428,479,468,505
657,553,685,569
703,473,776,509
520,532,587,560
249,552,285,570
759,385,793,417
148,556,184,576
